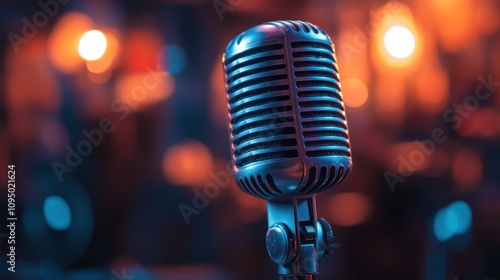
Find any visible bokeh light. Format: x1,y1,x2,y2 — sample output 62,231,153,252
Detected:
372,3,421,69
3,1,500,278
78,30,107,61
452,149,483,191
384,26,416,59
162,141,214,187
159,45,187,74
122,28,164,72
115,70,174,111
43,196,72,231
426,0,477,52
48,12,94,73
434,201,472,241
327,192,371,226
414,66,449,115
86,30,121,74
342,78,369,108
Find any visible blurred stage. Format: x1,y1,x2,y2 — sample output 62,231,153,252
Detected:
1,0,500,279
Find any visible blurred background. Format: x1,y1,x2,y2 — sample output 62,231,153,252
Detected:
1,0,500,279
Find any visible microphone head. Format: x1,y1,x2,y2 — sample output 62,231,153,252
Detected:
223,20,352,200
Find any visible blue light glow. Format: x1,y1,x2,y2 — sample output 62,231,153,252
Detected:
433,200,472,241
160,45,186,74
43,196,71,230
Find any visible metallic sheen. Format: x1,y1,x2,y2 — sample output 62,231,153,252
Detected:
223,20,352,200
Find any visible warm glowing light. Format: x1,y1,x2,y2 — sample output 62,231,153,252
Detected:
414,66,449,115
388,142,431,173
342,78,369,108
78,30,107,61
87,70,112,84
452,149,482,191
115,70,174,111
162,141,214,187
86,30,120,74
327,193,371,226
459,109,499,138
371,3,421,70
48,12,94,73
373,76,406,123
123,28,163,72
384,26,415,59
428,0,476,52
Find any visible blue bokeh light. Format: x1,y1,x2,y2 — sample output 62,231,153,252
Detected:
433,200,472,241
43,196,72,231
159,45,186,74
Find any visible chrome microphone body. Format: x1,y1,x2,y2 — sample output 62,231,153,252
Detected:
223,20,352,279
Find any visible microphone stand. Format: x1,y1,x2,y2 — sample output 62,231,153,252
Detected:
266,195,334,279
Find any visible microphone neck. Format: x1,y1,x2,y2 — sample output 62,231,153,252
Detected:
266,195,320,276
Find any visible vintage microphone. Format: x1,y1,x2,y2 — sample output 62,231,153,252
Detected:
222,20,352,279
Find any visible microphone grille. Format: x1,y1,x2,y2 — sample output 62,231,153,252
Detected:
225,42,300,169
290,40,351,159
224,20,352,199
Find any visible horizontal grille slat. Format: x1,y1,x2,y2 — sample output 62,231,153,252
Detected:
299,101,344,111
236,150,299,167
225,42,300,168
229,85,289,105
303,130,348,139
232,116,294,135
297,90,341,99
231,106,293,125
228,74,288,94
235,139,298,157
306,150,351,157
225,44,284,65
291,41,333,51
234,126,296,146
300,111,344,120
226,54,285,75
293,61,335,69
296,80,341,90
302,120,347,130
304,140,350,148
228,64,286,84
295,71,337,79
230,95,290,114
292,51,334,60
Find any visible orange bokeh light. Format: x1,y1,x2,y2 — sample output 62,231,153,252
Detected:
414,66,449,115
86,30,121,74
47,12,94,73
371,3,421,69
328,192,371,226
342,77,369,108
115,70,174,111
122,28,163,72
78,30,107,61
162,141,214,188
452,149,483,191
427,0,477,52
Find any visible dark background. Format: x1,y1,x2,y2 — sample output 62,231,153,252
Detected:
1,0,500,279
